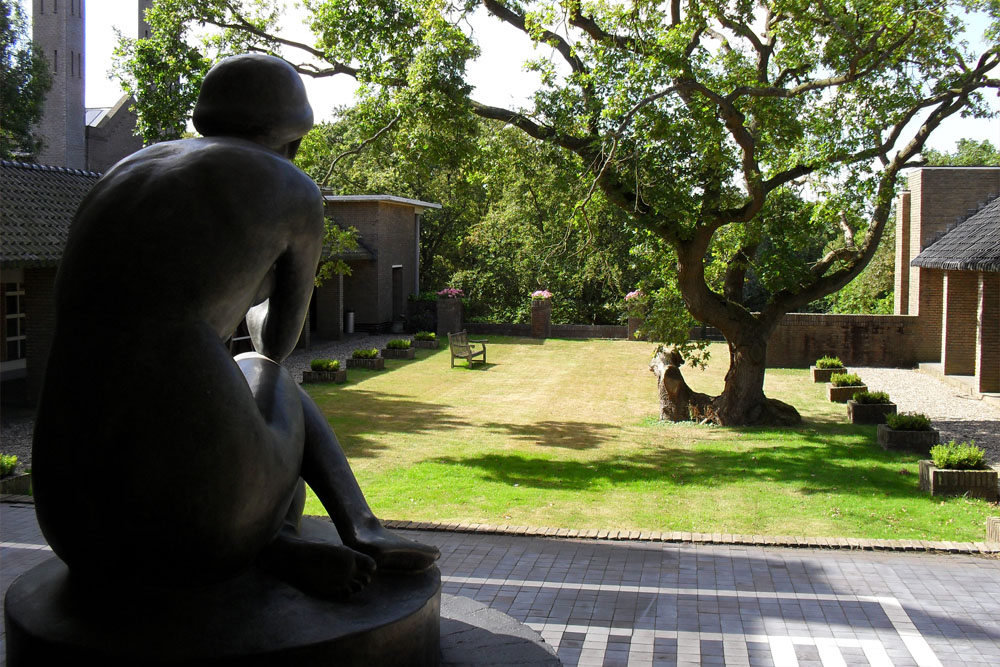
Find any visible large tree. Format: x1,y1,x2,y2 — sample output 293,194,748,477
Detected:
1,0,52,160
121,0,999,425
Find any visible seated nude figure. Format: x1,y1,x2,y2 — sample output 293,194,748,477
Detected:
31,54,438,599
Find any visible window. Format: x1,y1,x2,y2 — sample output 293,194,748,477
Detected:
2,283,26,362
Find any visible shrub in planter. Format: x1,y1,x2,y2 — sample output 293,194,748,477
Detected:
847,390,896,424
413,331,439,349
1,453,18,477
347,348,385,370
877,411,939,454
382,339,416,359
811,355,846,382
919,441,997,501
827,373,866,402
302,359,346,384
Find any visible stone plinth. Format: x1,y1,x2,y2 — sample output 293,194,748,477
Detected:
5,557,442,666
530,300,552,338
627,316,644,341
437,298,463,337
988,517,1000,543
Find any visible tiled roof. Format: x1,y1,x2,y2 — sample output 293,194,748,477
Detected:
911,195,1000,272
1,161,101,268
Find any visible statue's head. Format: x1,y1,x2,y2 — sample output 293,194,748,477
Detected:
193,54,313,151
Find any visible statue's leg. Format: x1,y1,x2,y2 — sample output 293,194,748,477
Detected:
237,353,377,598
298,386,440,571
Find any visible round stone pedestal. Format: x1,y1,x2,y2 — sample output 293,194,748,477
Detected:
5,557,441,666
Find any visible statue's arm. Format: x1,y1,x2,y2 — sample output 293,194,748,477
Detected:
248,191,324,362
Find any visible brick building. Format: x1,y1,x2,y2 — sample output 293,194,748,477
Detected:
901,168,1000,393
313,195,441,338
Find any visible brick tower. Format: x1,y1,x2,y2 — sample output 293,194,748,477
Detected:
33,0,86,169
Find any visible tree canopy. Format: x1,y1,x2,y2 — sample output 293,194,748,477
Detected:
1,0,52,160
119,0,999,424
923,138,1000,165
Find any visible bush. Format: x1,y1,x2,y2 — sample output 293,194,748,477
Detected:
815,355,844,369
830,372,863,387
414,331,436,341
852,390,891,404
310,359,340,372
0,453,17,476
930,441,985,470
386,339,412,350
885,412,932,431
352,348,379,359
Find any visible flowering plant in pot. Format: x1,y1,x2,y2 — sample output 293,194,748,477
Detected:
437,287,464,299
531,290,553,300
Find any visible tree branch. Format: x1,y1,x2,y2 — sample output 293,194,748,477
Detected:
320,112,402,186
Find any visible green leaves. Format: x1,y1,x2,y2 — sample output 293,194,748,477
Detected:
1,0,52,159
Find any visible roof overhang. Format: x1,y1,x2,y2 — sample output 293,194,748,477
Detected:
323,194,442,214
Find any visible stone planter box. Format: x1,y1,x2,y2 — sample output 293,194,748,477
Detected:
0,472,31,495
847,400,897,425
413,340,439,349
918,460,999,501
876,424,939,455
347,357,385,371
382,347,416,360
301,369,347,384
988,517,1000,543
827,383,867,403
812,366,846,383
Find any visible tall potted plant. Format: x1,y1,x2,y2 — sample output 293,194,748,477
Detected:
530,290,553,338
877,412,939,454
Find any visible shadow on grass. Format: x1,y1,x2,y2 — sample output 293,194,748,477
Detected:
427,434,929,500
482,420,616,449
310,390,472,458
448,362,498,371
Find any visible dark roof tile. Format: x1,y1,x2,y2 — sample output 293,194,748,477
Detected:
1,161,101,268
911,195,1000,272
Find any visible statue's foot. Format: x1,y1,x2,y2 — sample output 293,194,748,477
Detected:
343,517,440,572
260,529,376,600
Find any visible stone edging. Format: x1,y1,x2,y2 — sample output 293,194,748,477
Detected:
381,519,1000,556
3,496,996,555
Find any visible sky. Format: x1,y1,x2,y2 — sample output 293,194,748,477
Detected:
82,1,999,154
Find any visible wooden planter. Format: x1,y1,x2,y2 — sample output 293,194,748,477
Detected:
876,424,939,455
988,517,1000,543
847,400,897,425
827,383,866,403
0,472,31,495
382,347,415,360
811,366,846,383
347,357,385,371
918,460,998,501
301,369,347,384
412,340,439,349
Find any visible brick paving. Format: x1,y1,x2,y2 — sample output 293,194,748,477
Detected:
3,502,999,666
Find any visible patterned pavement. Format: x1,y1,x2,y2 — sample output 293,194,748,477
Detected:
2,502,999,666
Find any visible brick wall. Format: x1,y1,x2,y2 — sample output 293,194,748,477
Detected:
894,191,911,314
976,273,1000,392
764,313,921,367
86,97,143,173
941,271,979,375
23,267,58,403
33,0,86,169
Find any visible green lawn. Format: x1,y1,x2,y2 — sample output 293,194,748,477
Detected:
302,337,996,542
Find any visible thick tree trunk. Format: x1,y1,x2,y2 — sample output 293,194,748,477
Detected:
649,349,715,422
650,338,800,427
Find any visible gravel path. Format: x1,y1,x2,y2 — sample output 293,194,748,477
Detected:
3,354,998,475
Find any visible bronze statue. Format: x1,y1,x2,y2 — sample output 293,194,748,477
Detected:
32,54,438,600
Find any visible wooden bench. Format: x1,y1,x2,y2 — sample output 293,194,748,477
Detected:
448,331,487,368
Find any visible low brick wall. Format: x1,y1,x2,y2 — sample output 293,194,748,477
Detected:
765,313,922,368
465,322,627,339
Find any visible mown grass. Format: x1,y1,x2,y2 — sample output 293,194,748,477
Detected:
302,337,996,541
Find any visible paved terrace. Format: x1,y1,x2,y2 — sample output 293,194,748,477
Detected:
3,502,999,667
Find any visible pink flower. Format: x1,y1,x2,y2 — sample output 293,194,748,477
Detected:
531,290,553,300
437,287,465,298
625,290,643,301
